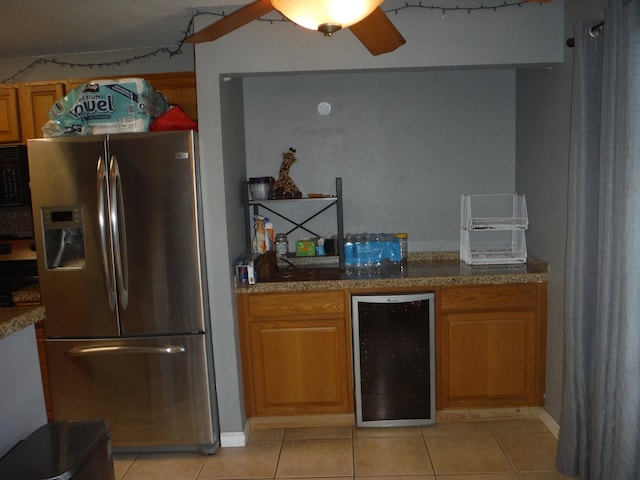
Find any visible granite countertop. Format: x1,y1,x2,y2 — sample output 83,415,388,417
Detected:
236,252,550,293
0,305,46,340
0,284,45,341
11,283,41,305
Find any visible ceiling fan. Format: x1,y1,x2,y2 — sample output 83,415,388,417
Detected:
185,0,404,56
185,0,551,57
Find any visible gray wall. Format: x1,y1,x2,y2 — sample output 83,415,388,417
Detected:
0,48,194,84
244,70,515,252
515,0,607,422
195,0,564,435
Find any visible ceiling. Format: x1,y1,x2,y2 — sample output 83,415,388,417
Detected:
0,0,248,59
1,1,555,61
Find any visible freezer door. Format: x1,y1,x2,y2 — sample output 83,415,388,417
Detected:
28,136,119,337
45,335,218,451
108,131,207,335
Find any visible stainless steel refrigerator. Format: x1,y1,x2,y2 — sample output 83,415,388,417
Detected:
27,130,219,454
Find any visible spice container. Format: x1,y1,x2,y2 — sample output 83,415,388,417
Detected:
275,233,288,257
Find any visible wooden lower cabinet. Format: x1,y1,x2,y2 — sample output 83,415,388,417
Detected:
237,290,353,416
437,282,547,409
237,282,547,419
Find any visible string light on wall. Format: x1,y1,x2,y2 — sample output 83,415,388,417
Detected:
387,0,534,16
1,0,551,84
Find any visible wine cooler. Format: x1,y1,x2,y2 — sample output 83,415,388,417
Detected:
351,292,435,427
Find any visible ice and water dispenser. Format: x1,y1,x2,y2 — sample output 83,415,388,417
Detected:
41,206,86,269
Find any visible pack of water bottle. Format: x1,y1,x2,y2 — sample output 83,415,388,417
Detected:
344,233,402,268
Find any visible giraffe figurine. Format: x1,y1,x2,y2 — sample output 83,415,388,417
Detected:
273,147,303,199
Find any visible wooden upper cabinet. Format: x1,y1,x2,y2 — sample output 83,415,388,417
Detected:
19,82,66,141
0,87,21,143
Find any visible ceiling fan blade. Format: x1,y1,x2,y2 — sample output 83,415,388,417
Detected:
349,7,406,56
185,0,274,44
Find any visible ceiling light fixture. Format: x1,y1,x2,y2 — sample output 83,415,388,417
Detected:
271,0,384,36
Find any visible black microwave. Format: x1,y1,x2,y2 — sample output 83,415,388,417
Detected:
0,145,30,207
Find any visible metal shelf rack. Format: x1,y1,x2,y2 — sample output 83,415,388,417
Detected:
243,177,344,270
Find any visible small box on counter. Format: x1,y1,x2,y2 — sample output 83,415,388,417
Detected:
296,240,316,257
235,253,259,284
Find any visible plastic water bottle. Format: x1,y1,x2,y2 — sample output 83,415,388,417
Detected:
344,234,355,266
354,234,365,267
396,232,408,265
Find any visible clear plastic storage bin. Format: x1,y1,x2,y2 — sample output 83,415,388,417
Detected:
461,193,528,230
460,193,528,265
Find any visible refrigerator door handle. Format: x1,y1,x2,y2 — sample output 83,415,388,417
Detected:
97,155,117,311
109,155,129,310
64,345,186,356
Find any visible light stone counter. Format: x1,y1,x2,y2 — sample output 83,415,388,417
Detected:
236,252,549,294
0,305,46,340
0,284,44,341
11,283,42,305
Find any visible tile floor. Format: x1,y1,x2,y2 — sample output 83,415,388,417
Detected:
113,419,577,480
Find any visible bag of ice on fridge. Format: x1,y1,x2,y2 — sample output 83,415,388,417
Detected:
42,78,169,137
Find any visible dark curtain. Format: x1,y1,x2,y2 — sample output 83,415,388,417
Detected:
557,0,640,478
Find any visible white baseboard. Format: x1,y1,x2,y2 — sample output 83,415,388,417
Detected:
538,408,560,438
220,421,249,448
220,432,246,447
220,410,560,446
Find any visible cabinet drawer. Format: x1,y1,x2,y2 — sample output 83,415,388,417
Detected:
248,291,345,318
440,284,539,311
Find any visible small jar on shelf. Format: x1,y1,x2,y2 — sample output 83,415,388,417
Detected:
275,233,289,257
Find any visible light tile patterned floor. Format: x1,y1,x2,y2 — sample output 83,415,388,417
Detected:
113,419,577,480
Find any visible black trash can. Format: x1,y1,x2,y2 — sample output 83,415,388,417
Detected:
0,420,115,480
